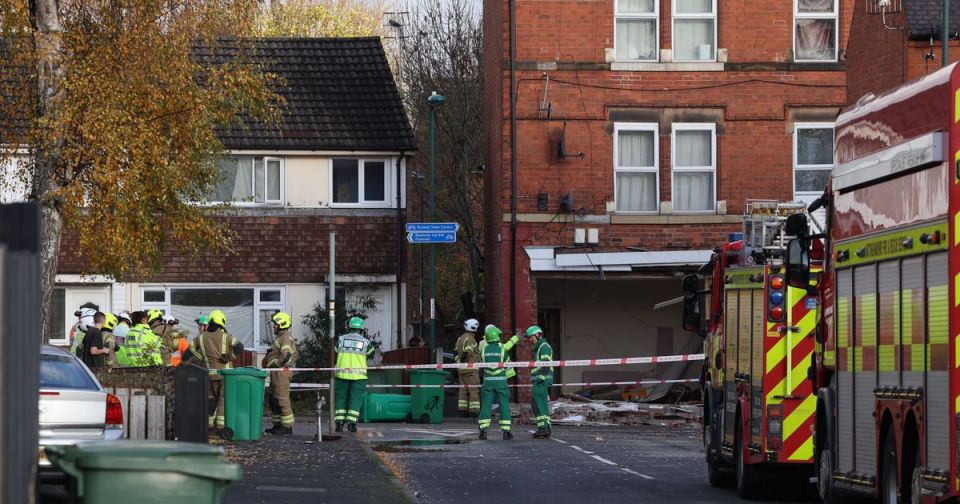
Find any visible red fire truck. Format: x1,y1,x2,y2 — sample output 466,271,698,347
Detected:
786,62,960,503
682,200,818,499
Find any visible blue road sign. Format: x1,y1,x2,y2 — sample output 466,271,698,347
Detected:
405,222,459,233
407,232,457,244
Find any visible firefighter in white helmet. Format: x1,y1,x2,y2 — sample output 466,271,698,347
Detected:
454,319,482,417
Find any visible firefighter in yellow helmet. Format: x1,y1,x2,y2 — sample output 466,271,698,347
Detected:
148,309,180,366
182,309,243,434
264,312,298,435
100,312,119,368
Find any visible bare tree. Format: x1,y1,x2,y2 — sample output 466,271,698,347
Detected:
398,0,484,322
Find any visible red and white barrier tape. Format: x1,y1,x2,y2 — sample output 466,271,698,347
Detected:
287,378,699,391
282,353,704,373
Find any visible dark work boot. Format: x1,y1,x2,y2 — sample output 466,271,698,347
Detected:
335,422,343,433
479,429,487,440
503,430,513,440
265,424,281,435
533,427,549,439
347,423,357,433
460,411,470,418
275,426,293,436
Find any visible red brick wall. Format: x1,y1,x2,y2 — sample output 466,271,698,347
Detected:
58,213,398,282
845,0,909,106
482,0,852,332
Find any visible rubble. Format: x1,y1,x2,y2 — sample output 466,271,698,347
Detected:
528,398,703,427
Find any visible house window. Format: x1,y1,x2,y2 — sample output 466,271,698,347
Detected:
671,123,716,212
615,0,659,61
794,0,838,62
614,123,659,212
794,123,834,197
672,0,716,61
140,286,285,350
208,156,283,204
331,158,389,206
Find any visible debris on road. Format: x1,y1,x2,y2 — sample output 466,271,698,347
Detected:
515,398,703,427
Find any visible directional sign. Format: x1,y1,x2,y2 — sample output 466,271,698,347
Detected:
407,232,456,244
406,222,459,233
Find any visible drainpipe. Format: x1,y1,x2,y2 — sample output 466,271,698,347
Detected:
509,0,518,335
943,0,950,67
395,152,405,349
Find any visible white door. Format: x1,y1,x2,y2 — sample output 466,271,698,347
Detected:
61,286,111,346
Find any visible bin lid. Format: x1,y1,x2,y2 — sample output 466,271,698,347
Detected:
219,366,268,378
46,441,242,481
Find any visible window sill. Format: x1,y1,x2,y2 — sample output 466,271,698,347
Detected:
610,214,741,224
329,203,394,209
610,61,724,72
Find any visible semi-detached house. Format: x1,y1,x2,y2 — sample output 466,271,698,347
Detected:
49,37,416,354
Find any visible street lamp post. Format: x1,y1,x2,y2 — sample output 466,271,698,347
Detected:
427,91,445,361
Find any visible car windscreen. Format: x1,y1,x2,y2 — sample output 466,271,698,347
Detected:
40,354,98,390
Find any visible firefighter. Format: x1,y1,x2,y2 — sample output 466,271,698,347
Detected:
478,325,518,440
525,325,554,439
455,319,482,417
100,312,119,369
118,311,162,367
149,310,180,366
264,312,298,435
69,303,98,358
113,311,132,348
334,316,377,433
182,309,243,433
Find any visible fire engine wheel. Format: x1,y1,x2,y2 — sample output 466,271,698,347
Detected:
735,417,762,500
817,448,843,503
704,391,731,488
880,430,898,504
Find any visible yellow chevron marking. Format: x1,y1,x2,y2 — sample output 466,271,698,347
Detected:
789,349,814,395
766,377,785,406
782,394,816,442
766,337,786,374
794,310,816,336
787,435,814,461
955,273,960,306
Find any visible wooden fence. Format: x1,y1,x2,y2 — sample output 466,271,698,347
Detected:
106,387,167,440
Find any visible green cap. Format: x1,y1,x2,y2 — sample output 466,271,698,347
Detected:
349,316,365,330
196,315,209,325
525,325,543,337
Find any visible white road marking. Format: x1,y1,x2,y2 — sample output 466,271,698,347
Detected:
552,438,568,444
591,455,617,466
621,468,655,480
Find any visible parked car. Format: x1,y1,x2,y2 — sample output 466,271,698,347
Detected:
37,344,123,478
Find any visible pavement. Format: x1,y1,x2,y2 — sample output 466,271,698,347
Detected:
39,415,820,504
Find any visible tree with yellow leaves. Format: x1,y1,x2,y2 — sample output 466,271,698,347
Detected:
255,0,384,38
0,1,281,340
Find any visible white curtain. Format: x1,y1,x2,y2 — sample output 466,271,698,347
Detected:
616,19,657,60
254,157,265,203
267,159,281,201
675,0,712,14
797,128,834,165
796,19,835,60
618,0,655,13
675,130,711,166
619,130,655,167
674,172,713,211
674,19,714,60
212,157,254,202
798,0,834,13
617,173,656,211
170,304,255,349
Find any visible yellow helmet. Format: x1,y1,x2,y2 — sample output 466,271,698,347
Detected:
146,308,164,325
271,312,292,330
103,313,119,331
208,309,227,327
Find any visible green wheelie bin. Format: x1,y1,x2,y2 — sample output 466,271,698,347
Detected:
45,441,242,504
409,370,449,424
220,366,268,441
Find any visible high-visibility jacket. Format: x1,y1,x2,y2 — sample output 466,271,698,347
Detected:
189,328,241,378
170,336,190,367
335,332,375,380
531,339,554,382
482,334,519,381
265,329,298,368
69,324,86,358
119,324,162,367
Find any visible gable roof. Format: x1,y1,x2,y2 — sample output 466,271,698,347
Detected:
193,37,416,152
905,0,960,40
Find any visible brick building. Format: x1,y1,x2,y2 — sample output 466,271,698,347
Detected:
482,0,853,388
846,0,960,106
48,38,416,354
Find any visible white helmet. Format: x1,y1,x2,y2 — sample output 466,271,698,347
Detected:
76,307,96,331
464,319,479,332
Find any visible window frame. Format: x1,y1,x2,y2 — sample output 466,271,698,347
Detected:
671,0,718,63
207,155,285,206
613,0,660,62
671,122,717,213
329,157,393,208
613,122,660,214
138,285,286,351
793,0,839,63
793,122,835,198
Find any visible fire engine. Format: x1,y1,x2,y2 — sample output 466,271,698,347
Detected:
682,200,818,498
786,62,960,503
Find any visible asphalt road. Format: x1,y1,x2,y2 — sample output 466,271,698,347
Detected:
363,421,819,504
